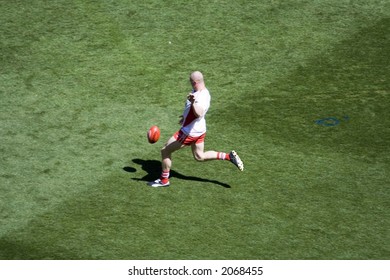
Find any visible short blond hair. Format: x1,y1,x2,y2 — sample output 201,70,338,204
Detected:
190,71,204,82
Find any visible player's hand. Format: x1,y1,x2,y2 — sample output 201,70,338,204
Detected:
187,93,195,103
178,115,184,125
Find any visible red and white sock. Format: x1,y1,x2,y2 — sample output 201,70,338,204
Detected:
160,170,170,184
217,152,230,161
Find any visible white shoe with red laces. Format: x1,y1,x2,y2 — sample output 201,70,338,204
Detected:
147,179,170,187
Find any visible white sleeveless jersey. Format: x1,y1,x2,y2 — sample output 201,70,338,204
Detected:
181,88,211,137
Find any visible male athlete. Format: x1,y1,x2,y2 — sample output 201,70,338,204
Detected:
148,71,244,187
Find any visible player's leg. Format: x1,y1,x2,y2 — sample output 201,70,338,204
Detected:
191,140,244,171
191,141,218,161
161,135,184,173
148,134,184,187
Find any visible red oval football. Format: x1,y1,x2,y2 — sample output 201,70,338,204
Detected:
147,125,160,144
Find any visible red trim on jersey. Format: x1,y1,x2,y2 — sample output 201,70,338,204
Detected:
182,105,197,127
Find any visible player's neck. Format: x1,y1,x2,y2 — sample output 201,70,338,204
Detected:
195,83,206,91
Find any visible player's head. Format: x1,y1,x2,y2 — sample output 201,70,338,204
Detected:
190,71,204,89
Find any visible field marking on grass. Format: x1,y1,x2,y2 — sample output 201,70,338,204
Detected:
315,116,350,127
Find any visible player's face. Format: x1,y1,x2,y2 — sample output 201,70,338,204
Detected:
190,78,197,89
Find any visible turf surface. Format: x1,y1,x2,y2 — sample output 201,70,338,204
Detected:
0,0,389,259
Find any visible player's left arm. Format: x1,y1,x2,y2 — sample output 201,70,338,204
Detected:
192,101,206,117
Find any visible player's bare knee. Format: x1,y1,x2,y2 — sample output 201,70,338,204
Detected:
194,153,205,162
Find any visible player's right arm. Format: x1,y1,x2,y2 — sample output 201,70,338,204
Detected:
187,93,205,117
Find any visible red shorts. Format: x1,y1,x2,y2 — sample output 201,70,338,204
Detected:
174,130,206,146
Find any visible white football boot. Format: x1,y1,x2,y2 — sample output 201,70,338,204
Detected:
229,150,244,171
147,179,170,187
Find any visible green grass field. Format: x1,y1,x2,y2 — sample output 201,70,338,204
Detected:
1,0,389,260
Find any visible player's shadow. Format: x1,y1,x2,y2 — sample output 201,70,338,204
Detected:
123,158,231,188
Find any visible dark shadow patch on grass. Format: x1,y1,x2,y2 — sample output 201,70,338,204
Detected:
124,158,231,188
123,166,137,173
0,238,32,260
0,235,77,260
